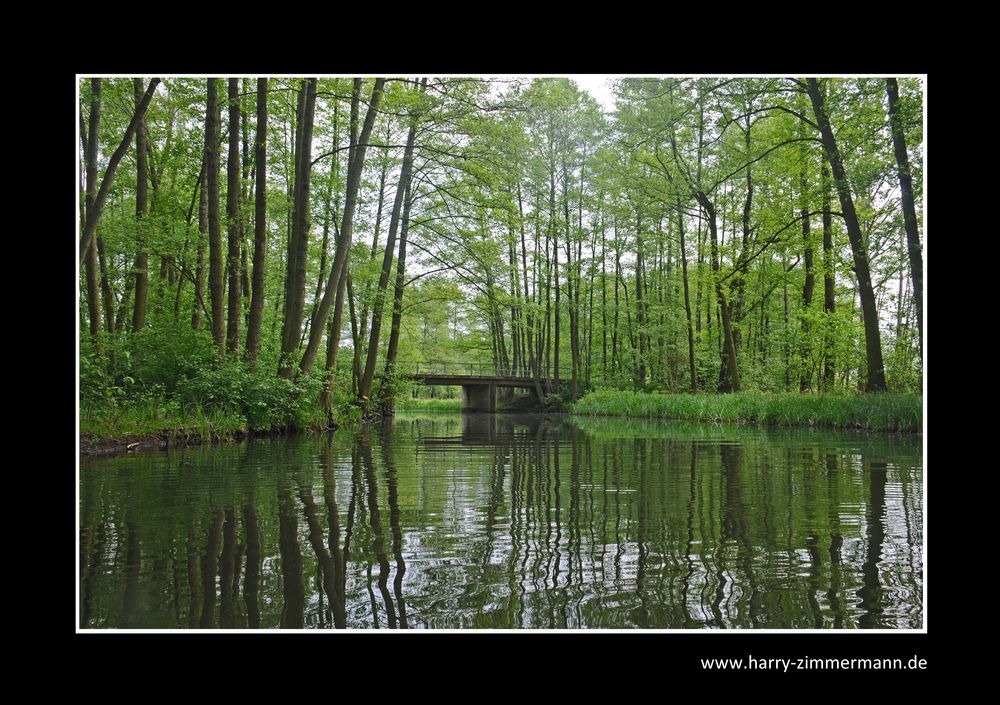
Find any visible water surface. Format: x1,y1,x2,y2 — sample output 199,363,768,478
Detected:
79,414,923,629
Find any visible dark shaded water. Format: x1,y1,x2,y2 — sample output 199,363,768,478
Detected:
79,414,923,629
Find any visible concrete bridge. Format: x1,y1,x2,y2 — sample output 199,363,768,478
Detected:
397,363,569,412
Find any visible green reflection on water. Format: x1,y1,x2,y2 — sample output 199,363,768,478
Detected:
79,414,922,629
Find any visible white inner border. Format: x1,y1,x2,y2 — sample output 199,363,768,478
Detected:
76,73,928,635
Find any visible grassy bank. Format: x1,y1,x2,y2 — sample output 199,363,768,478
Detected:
80,393,465,451
81,401,253,441
79,404,366,460
570,390,922,432
80,395,461,452
80,396,362,453
394,397,461,412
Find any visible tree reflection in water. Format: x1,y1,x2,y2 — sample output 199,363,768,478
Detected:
79,414,923,629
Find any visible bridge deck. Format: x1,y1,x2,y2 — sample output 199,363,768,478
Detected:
404,374,558,388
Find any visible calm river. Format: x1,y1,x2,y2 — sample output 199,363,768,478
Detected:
79,414,923,629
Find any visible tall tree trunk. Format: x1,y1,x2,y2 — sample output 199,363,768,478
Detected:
695,91,706,339
577,147,588,390
173,230,190,322
340,79,367,401
547,128,560,387
131,78,150,332
82,78,103,354
85,233,102,347
611,217,621,372
697,193,740,392
678,202,697,392
306,148,336,349
821,156,836,389
278,79,318,376
783,254,792,390
347,272,362,394
83,78,101,231
97,236,114,335
544,214,552,382
518,183,541,394
358,121,393,368
323,267,350,418
246,79,269,366
668,84,700,391
206,78,226,356
562,153,579,400
634,208,646,387
104,270,123,343
240,80,253,318
175,165,205,325
806,78,886,392
799,139,815,392
301,79,385,381
382,181,413,394
728,129,752,363
226,78,243,357
192,145,209,331
896,230,905,342
149,99,171,309
601,209,608,378
508,215,521,376
359,80,424,402
885,78,923,355
81,84,107,348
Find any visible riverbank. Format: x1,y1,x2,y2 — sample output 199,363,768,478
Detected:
570,390,922,433
81,389,922,458
81,428,241,457
80,402,344,458
80,420,306,458
80,397,471,457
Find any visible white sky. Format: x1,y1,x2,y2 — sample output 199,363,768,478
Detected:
571,76,616,111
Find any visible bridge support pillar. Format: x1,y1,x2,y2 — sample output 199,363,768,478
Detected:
527,385,541,406
461,382,496,412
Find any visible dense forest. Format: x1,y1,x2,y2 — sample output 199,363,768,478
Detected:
78,76,923,432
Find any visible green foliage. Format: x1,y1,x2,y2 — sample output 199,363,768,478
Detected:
371,370,415,410
129,323,218,395
81,323,332,434
80,344,119,407
175,363,325,430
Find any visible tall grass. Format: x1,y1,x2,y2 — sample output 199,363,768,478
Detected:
394,397,462,412
571,390,922,433
80,395,355,442
80,400,248,441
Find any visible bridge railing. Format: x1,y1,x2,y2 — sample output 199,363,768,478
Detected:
398,362,573,379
